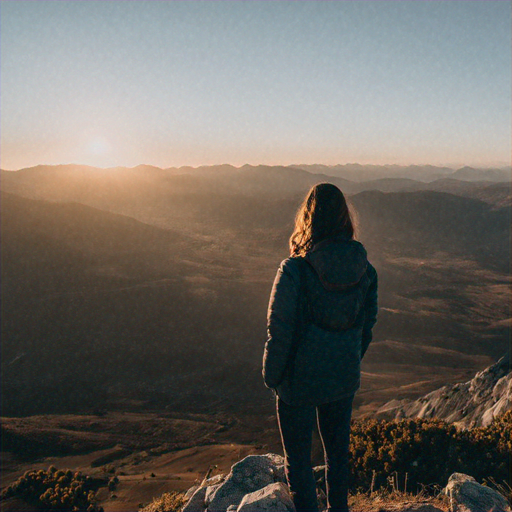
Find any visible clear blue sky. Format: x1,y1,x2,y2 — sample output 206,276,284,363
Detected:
1,0,510,170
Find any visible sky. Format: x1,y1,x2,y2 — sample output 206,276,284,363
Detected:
1,0,511,170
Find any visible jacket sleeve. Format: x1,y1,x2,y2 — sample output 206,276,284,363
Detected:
262,258,300,389
361,262,378,359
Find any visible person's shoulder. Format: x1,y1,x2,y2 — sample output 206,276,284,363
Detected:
366,260,378,281
349,239,368,255
350,239,375,274
278,256,305,279
279,255,304,270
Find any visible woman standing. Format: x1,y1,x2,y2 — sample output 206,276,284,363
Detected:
262,183,378,512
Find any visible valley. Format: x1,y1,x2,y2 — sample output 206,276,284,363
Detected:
1,163,510,510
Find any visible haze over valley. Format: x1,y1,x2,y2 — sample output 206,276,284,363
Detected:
2,163,510,418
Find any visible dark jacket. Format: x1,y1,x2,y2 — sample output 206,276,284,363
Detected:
262,236,378,406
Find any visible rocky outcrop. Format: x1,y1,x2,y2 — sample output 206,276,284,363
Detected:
183,486,209,512
181,453,289,512
443,473,511,512
177,455,511,512
376,355,510,428
237,482,295,512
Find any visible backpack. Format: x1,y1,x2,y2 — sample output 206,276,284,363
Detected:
277,255,370,406
301,254,371,332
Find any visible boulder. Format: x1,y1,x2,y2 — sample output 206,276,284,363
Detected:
182,485,207,512
237,482,295,512
205,483,223,507
267,453,286,482
182,473,226,510
207,454,285,512
184,485,200,501
443,473,511,512
203,474,226,486
482,374,511,427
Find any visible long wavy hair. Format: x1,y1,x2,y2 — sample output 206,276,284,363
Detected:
289,183,357,257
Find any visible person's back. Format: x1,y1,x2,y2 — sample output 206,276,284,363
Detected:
266,235,377,406
262,183,378,512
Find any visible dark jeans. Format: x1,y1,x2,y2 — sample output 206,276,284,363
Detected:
277,394,354,512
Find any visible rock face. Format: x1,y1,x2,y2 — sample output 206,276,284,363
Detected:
443,473,511,512
181,453,289,512
376,355,511,428
208,454,285,512
237,482,295,512
182,486,209,512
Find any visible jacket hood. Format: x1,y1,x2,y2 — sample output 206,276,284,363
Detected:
305,236,368,291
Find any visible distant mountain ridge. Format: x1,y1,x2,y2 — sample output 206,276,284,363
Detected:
2,164,510,211
451,166,511,182
292,163,511,183
2,162,511,182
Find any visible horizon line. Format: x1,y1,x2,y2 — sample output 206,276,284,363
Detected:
2,161,512,173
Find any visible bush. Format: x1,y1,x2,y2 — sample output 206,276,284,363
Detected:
349,410,511,493
141,492,185,512
1,467,104,511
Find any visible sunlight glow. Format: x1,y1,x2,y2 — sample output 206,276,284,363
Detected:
88,136,111,156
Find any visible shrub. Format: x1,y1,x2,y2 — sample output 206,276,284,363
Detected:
141,492,185,512
1,467,104,511
348,410,511,493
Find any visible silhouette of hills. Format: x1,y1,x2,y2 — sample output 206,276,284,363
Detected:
412,179,511,207
292,163,511,183
292,163,454,182
450,166,511,182
3,164,509,209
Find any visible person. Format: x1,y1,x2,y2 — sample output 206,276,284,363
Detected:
262,183,378,512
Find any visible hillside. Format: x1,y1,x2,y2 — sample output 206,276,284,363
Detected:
1,192,265,415
352,190,510,272
418,179,512,207
1,181,510,417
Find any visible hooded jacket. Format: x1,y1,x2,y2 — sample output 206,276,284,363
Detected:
262,236,378,406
